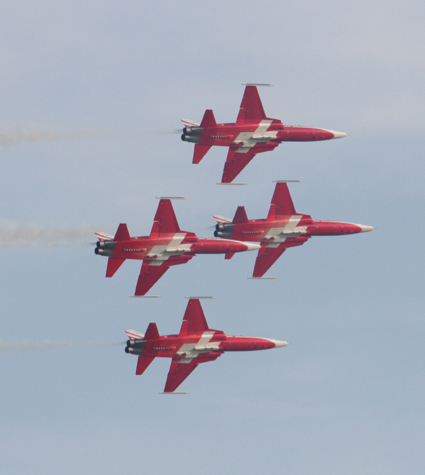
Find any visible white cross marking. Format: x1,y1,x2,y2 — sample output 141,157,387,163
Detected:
233,120,278,152
264,216,304,248
176,331,218,363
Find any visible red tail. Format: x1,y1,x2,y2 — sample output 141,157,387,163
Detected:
106,257,125,278
136,356,154,376
113,223,130,241
200,109,216,128
232,206,249,224
144,322,160,340
193,144,212,164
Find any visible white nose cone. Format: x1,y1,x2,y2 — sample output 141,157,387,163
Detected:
360,225,374,233
245,242,261,251
330,130,347,139
269,339,288,348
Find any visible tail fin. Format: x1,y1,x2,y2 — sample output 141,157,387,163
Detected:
125,329,144,340
232,206,249,224
95,231,114,241
181,119,200,128
200,109,216,128
213,215,232,224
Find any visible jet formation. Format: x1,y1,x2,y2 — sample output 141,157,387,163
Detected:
125,298,288,393
181,84,347,184
92,84,372,393
95,198,259,296
214,181,374,278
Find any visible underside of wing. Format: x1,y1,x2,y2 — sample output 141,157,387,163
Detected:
236,85,267,124
179,299,209,337
253,238,309,277
150,199,181,238
267,182,296,220
164,353,221,393
221,144,278,183
221,147,258,183
135,256,193,296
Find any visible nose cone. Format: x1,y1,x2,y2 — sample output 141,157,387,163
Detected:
244,242,261,251
268,339,288,348
330,130,347,139
360,225,374,233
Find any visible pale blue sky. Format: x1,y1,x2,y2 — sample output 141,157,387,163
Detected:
0,1,424,474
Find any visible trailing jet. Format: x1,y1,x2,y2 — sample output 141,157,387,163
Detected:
213,181,374,278
125,298,288,393
95,198,259,296
181,84,347,184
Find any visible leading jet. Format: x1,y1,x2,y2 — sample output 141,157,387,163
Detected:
125,298,288,393
95,198,259,296
181,84,347,184
213,181,374,278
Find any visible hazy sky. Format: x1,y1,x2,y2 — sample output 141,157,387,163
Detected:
0,2,424,474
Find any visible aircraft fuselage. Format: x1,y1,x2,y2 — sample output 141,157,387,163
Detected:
95,234,259,261
215,216,373,244
182,120,344,150
125,332,287,359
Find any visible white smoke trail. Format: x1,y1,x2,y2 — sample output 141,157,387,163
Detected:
0,222,104,248
0,126,180,147
0,340,125,353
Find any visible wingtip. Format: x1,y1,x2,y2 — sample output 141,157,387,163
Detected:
130,295,162,298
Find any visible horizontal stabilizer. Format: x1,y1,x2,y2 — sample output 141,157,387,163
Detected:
144,322,160,340
106,257,125,278
193,144,212,164
136,356,154,376
114,223,131,242
200,109,217,128
233,206,249,224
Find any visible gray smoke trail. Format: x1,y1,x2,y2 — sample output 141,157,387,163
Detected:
0,340,125,353
0,126,181,147
0,222,105,248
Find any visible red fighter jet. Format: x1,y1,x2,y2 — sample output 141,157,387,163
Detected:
181,84,347,184
213,181,374,278
94,198,259,296
125,298,288,393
